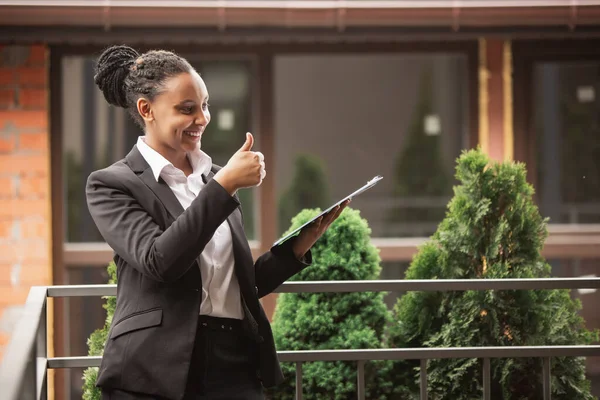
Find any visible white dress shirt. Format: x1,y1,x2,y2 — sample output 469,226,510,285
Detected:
136,136,244,320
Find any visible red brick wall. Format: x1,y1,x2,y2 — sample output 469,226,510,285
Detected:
0,44,51,360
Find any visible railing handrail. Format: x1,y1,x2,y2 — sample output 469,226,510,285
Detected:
46,345,600,369
44,277,600,297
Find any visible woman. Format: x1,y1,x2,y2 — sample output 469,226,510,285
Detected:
87,45,347,400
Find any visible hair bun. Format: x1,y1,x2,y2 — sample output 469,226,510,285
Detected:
94,45,140,108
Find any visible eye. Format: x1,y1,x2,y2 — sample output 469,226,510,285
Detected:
180,105,195,114
202,102,210,111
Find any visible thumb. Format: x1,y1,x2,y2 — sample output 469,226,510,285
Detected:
236,132,254,153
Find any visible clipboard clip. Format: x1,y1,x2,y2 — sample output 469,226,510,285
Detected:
367,175,383,185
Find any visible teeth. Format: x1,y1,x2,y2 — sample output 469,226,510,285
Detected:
184,131,200,137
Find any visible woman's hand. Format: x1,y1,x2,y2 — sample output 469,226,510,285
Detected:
214,132,266,195
291,200,350,260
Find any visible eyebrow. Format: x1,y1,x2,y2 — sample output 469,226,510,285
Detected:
178,97,209,104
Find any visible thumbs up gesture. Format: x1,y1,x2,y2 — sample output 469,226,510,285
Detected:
214,132,266,195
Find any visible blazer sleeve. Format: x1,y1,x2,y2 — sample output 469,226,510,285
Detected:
253,237,312,298
86,167,240,282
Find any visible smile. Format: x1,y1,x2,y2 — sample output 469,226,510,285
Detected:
184,130,201,137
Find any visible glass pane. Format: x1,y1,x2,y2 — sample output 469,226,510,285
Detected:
274,54,470,238
61,56,257,242
534,62,600,224
194,60,256,240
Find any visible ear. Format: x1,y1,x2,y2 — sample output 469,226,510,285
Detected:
136,98,154,123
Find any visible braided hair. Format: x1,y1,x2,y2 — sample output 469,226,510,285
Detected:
94,45,193,128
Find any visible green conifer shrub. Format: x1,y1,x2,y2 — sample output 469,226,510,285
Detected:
388,149,598,400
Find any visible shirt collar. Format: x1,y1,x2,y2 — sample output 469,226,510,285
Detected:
136,136,213,182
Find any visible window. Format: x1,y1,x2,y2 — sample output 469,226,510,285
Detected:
274,54,471,238
513,39,600,396
534,61,600,224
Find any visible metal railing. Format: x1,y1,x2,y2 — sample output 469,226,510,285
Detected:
3,278,600,400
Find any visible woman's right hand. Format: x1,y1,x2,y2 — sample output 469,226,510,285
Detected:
214,132,266,195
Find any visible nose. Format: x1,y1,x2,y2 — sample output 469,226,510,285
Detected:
194,110,209,126
194,114,207,126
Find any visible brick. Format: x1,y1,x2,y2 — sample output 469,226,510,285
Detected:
0,199,48,218
0,220,10,238
0,242,48,264
0,220,17,239
0,263,49,286
0,177,16,199
0,286,30,308
0,110,47,131
26,45,46,67
0,154,48,174
19,175,47,199
19,132,47,152
0,69,15,86
17,67,46,87
19,88,46,109
0,134,16,153
21,218,47,239
0,89,15,109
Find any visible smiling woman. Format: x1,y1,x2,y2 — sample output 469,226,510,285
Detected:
59,52,258,399
82,44,346,400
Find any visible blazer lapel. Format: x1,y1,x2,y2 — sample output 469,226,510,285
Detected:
140,170,185,221
126,145,184,221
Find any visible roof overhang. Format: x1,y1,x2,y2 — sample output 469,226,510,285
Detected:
1,1,600,31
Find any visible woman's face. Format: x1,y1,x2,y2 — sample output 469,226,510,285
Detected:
140,70,211,154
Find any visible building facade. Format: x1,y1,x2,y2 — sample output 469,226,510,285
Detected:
1,1,600,398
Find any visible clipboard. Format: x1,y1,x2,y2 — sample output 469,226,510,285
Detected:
273,175,383,247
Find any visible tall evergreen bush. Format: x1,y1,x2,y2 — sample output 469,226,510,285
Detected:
268,208,393,400
388,149,598,399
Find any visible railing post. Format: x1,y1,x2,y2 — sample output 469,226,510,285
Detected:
36,297,48,399
483,358,490,400
543,357,551,400
296,362,303,400
420,359,427,400
357,360,365,400
23,347,36,400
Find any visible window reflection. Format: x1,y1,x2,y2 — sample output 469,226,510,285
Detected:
535,62,600,224
274,54,470,237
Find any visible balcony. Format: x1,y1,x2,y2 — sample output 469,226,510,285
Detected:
3,278,600,399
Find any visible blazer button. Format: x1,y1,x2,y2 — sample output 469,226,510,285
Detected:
255,286,259,295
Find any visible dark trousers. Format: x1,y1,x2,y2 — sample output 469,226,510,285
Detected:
102,316,265,400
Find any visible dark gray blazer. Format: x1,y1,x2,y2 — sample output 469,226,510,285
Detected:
86,145,311,400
